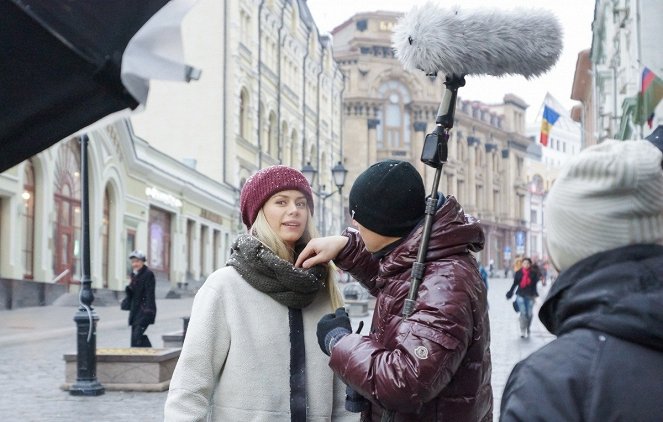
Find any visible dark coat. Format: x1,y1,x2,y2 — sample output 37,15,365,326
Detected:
127,265,157,327
507,267,541,298
500,244,663,421
331,196,492,422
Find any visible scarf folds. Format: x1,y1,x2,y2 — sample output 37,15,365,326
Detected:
227,234,327,309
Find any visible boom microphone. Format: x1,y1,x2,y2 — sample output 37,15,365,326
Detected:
392,3,563,78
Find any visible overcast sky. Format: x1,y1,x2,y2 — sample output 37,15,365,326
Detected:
307,0,595,123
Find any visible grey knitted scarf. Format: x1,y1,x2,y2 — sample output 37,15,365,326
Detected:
226,235,327,309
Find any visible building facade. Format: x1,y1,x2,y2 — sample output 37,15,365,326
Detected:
0,121,238,309
584,0,663,142
526,95,582,263
331,12,537,269
131,0,346,237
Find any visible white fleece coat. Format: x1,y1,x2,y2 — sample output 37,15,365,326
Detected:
164,266,356,421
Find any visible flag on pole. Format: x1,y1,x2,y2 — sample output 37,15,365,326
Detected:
540,105,560,146
638,67,663,128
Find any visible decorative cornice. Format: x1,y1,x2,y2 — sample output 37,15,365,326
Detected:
485,143,499,153
368,119,380,129
467,136,481,146
413,121,427,132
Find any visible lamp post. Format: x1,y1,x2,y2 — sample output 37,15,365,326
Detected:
69,134,104,396
301,161,348,236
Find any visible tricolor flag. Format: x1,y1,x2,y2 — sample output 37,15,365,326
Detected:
638,67,663,128
540,105,560,146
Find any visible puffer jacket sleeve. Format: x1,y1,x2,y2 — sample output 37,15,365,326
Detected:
328,270,474,413
164,280,230,422
335,228,381,295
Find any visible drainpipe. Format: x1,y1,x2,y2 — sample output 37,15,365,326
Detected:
222,0,229,184
316,43,325,180
257,0,266,168
277,2,287,163
302,26,311,167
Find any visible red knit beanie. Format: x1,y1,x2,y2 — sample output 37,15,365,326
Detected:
240,165,314,229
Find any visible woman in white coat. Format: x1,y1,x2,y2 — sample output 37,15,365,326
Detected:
164,166,355,422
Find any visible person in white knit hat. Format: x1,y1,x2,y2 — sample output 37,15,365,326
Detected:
500,139,663,421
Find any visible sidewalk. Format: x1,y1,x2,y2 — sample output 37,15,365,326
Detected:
0,296,195,422
0,279,555,421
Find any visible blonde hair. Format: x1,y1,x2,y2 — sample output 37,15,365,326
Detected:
250,209,344,310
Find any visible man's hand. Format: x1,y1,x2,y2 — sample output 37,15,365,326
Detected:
316,308,352,356
506,291,513,300
295,236,349,268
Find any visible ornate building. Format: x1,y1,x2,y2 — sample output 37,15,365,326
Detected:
332,11,536,268
579,0,663,142
0,121,237,309
131,0,346,237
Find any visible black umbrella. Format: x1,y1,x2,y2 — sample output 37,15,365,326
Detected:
1,0,200,397
0,0,199,172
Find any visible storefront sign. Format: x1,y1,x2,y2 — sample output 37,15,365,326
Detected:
200,209,223,225
145,187,182,208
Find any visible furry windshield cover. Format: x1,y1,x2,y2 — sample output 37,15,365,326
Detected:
392,2,563,78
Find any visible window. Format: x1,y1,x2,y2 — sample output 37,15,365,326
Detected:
200,225,208,278
101,187,111,288
22,160,35,279
377,81,412,152
53,140,81,285
268,112,278,155
126,229,136,277
239,88,249,141
213,230,221,269
148,207,171,274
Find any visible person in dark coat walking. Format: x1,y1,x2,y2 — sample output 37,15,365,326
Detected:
126,250,157,347
500,139,663,421
297,160,492,422
506,257,542,338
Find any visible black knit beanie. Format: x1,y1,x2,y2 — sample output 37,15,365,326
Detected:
349,160,426,237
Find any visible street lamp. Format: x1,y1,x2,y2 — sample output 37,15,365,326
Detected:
70,134,104,396
301,161,347,235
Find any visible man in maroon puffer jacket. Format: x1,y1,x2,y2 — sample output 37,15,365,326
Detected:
296,160,492,421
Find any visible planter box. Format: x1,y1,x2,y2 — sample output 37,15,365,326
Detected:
162,331,185,348
62,347,180,392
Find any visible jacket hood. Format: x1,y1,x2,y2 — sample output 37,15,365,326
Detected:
380,195,484,276
540,244,663,351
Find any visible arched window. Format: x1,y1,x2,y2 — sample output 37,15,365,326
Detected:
239,88,250,141
280,121,289,161
376,81,412,152
53,140,81,285
22,160,35,279
268,111,278,155
290,130,299,167
101,186,111,288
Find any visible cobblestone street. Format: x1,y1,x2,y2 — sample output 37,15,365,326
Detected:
0,277,554,421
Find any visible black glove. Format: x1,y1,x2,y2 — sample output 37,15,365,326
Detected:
506,290,513,300
317,307,352,355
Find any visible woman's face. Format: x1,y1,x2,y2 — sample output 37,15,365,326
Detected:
263,190,309,248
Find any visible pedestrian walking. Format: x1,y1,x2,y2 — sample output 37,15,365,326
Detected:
125,250,157,347
164,166,353,421
505,257,542,338
296,160,492,421
500,139,663,421
480,265,489,290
